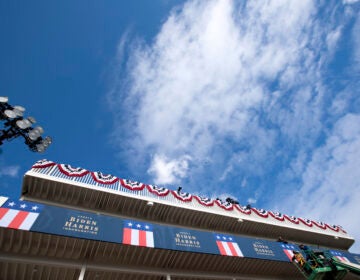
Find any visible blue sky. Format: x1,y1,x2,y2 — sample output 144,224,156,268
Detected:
1,0,360,252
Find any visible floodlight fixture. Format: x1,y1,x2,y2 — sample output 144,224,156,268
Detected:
4,109,17,119
16,118,33,129
0,96,52,153
0,96,8,103
28,126,44,141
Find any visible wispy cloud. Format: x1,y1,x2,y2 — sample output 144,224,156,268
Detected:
280,114,360,252
109,0,360,250
0,165,20,178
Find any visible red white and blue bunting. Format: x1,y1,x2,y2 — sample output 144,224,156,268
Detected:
312,221,327,229
194,196,214,206
146,185,170,196
298,217,313,227
252,208,269,218
91,172,118,185
285,215,300,224
172,190,192,202
30,161,348,234
235,205,251,215
32,159,56,169
215,199,233,211
58,164,89,177
120,179,145,191
269,211,285,221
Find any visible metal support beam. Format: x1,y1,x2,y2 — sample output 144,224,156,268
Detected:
78,263,86,280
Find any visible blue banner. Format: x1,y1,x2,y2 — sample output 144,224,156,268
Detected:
1,195,359,263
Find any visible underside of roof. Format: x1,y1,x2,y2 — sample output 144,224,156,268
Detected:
0,227,303,280
1,227,360,280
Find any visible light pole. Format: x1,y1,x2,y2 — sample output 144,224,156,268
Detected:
0,96,52,153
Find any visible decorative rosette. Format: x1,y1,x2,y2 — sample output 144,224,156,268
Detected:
215,199,233,211
312,220,326,229
146,185,170,196
269,211,285,221
91,171,118,185
252,208,269,218
235,204,251,215
58,164,89,177
120,179,145,191
32,159,56,169
284,215,300,224
298,217,313,227
171,190,192,202
194,195,214,206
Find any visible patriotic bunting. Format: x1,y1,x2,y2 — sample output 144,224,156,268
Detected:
194,196,214,206
235,204,251,215
298,218,313,227
326,224,341,232
91,171,118,185
58,164,89,177
122,221,154,248
215,199,233,211
252,208,269,218
0,196,42,230
171,190,192,202
146,185,170,196
214,234,243,257
269,211,285,221
120,179,145,191
285,215,300,224
28,160,350,235
312,220,326,229
32,159,56,169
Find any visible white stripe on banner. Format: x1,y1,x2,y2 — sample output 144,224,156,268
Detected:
146,231,154,248
131,229,139,246
18,212,39,230
0,196,8,207
222,241,232,256
0,209,19,227
233,242,243,257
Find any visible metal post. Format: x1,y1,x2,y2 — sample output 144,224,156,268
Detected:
78,263,86,280
166,275,171,280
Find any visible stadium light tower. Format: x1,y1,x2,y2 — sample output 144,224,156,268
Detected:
0,96,52,153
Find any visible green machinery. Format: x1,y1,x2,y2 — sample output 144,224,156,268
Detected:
292,248,360,280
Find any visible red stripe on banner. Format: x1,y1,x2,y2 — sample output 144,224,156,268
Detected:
283,249,294,261
123,228,132,245
0,208,9,220
8,211,29,229
138,230,147,247
227,242,238,256
216,241,227,255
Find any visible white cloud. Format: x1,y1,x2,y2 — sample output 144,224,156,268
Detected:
0,165,20,177
147,154,191,185
113,0,321,173
247,198,257,204
343,0,360,4
109,0,360,249
280,114,360,252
